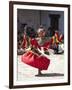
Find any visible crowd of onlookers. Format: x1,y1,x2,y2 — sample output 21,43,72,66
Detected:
17,24,64,55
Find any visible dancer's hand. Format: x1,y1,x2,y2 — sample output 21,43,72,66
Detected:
25,47,31,52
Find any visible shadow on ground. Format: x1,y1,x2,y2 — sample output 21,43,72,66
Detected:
35,73,64,77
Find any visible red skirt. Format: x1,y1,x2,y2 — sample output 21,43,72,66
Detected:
21,51,50,70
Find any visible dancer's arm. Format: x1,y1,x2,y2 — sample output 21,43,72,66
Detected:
31,46,42,56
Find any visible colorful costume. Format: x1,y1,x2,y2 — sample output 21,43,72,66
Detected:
51,32,63,45
21,36,50,70
50,31,64,53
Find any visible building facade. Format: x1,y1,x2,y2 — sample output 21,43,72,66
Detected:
17,9,64,36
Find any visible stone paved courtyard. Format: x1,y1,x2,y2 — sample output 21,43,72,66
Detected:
17,51,64,84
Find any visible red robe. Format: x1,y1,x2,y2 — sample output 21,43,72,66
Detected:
50,32,63,46
21,37,50,70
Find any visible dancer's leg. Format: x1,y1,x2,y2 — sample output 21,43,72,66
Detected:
38,69,42,75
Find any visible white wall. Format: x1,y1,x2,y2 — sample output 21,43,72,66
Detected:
18,9,40,30
0,0,72,90
18,10,64,34
41,11,64,34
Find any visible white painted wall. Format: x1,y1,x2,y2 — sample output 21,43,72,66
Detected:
18,10,64,34
18,9,40,30
41,11,64,34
